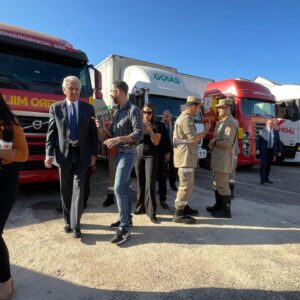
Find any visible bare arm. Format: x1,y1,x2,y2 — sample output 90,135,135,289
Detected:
0,125,28,162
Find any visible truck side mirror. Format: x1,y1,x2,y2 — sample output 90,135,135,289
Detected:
88,65,103,99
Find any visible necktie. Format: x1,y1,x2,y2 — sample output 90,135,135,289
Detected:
268,130,272,148
70,103,78,141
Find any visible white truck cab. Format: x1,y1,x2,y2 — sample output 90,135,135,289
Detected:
254,76,300,162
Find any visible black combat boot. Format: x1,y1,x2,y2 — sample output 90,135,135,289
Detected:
206,190,222,212
183,204,199,216
211,195,232,218
173,209,196,224
229,183,235,199
103,193,115,207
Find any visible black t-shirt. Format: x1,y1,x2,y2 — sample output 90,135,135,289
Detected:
137,121,163,157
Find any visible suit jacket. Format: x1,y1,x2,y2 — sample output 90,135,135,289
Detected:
46,100,98,168
256,128,281,156
157,121,171,158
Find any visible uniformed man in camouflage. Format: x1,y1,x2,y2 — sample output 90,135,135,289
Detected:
173,96,210,224
207,98,238,218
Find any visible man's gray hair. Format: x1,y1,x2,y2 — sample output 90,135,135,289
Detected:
163,110,172,116
62,76,81,89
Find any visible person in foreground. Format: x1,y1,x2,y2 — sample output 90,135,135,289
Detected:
0,94,28,300
256,118,281,184
207,98,238,218
97,80,142,245
45,76,98,239
173,96,210,224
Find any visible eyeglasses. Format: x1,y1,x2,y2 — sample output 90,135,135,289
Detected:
217,106,227,109
143,111,152,115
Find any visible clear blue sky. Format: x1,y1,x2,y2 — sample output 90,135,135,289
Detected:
2,0,300,84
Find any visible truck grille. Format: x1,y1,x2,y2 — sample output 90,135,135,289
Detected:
255,123,265,138
29,145,46,155
17,116,49,134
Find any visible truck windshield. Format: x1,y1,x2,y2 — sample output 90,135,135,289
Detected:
276,99,300,121
149,94,203,123
241,98,275,117
0,51,92,97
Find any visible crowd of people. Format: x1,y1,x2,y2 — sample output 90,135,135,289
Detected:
0,75,282,299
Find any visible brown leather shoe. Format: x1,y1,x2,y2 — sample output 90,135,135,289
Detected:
0,278,13,300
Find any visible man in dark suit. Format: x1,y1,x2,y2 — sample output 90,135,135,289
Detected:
156,120,171,209
161,110,178,191
45,76,98,238
256,119,281,184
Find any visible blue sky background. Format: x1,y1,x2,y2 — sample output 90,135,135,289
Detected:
2,0,300,83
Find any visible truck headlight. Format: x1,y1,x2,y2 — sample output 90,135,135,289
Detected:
242,140,250,157
243,131,250,139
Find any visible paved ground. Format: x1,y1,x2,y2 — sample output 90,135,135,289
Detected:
4,162,300,299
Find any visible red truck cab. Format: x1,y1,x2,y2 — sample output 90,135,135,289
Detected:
0,23,102,183
202,79,275,167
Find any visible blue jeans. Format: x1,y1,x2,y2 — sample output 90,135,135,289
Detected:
114,149,136,229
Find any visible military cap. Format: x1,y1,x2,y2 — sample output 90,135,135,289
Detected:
215,98,233,107
186,96,201,105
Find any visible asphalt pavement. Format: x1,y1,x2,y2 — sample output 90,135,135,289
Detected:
5,161,300,300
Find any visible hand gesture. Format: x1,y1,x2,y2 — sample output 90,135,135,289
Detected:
92,117,102,129
104,137,120,149
143,121,152,134
44,156,53,168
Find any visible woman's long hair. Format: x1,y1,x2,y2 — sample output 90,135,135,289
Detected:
0,93,18,125
142,103,156,123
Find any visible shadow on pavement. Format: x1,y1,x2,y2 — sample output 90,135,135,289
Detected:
79,221,300,247
11,265,300,300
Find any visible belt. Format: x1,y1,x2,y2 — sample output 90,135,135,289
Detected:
174,139,190,145
69,143,79,147
115,147,136,153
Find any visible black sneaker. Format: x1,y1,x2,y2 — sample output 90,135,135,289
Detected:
111,219,133,228
110,228,131,245
184,204,199,216
103,194,115,207
160,202,169,209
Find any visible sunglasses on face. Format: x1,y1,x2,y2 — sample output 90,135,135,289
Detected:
143,111,152,115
